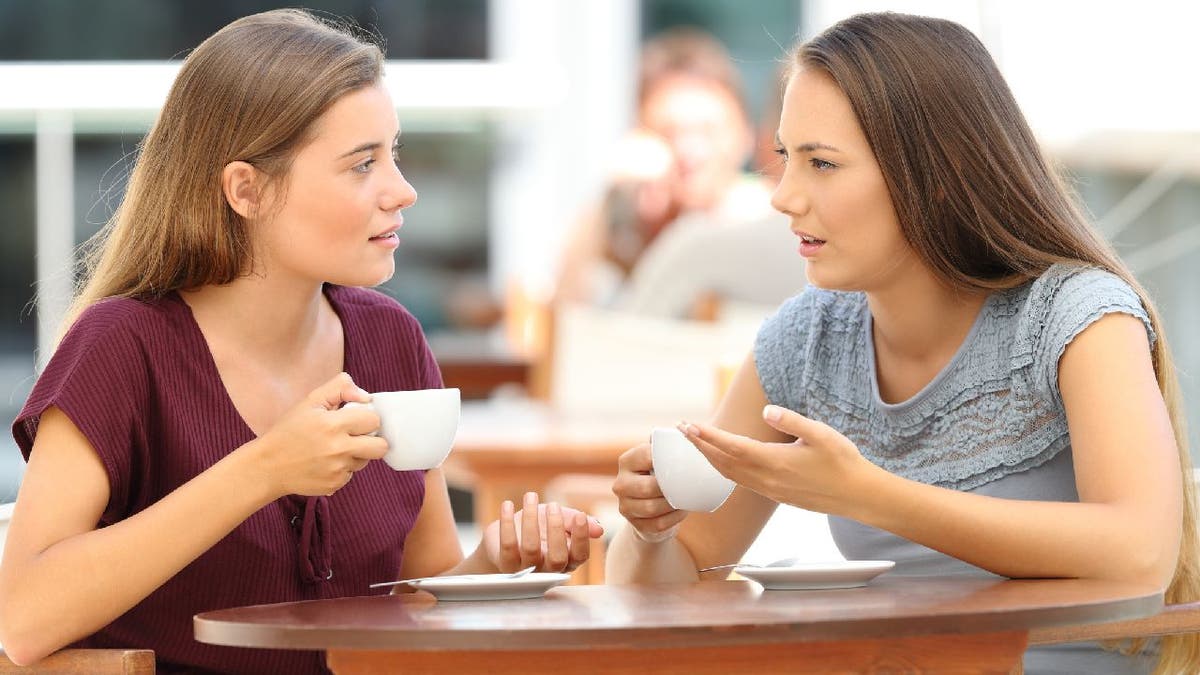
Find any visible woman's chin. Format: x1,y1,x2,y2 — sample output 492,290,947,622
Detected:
328,266,395,289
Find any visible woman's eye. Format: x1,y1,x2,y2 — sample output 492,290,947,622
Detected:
391,142,404,163
353,158,376,174
810,158,836,171
773,146,788,163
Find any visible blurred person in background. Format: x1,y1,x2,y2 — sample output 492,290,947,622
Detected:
0,10,601,673
607,12,1198,674
555,27,777,316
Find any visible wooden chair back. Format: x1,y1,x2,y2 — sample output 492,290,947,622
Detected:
0,649,155,674
1028,600,1200,645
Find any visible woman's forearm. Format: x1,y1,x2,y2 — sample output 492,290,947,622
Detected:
848,466,1179,585
0,445,275,664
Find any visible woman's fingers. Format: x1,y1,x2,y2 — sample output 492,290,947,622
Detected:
622,496,674,520
616,443,653,474
520,492,543,567
497,500,521,571
544,503,568,571
613,473,663,500
567,512,591,569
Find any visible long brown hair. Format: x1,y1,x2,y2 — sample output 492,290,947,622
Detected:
795,12,1197,672
60,8,383,335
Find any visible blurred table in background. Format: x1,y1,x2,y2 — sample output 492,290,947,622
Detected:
444,397,674,524
428,330,532,400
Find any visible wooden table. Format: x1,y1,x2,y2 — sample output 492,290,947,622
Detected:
194,576,1162,674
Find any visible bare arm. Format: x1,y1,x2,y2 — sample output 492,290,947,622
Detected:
394,468,466,579
687,314,1182,586
0,374,388,665
0,407,275,663
849,313,1180,583
606,352,789,583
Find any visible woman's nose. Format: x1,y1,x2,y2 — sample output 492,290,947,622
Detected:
770,176,807,217
384,169,418,211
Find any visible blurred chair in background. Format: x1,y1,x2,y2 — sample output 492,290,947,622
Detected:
613,210,805,320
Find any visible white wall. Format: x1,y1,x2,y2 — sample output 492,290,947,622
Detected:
801,0,1200,146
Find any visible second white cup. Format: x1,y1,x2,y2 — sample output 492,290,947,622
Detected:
344,388,461,471
651,427,735,512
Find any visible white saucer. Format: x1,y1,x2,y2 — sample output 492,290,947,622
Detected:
735,560,895,590
408,572,571,601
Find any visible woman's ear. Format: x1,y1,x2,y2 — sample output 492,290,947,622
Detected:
221,160,261,218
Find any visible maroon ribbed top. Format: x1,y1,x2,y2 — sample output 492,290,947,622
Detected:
13,285,438,674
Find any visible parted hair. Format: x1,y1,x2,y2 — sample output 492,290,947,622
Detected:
61,8,384,335
794,12,1197,674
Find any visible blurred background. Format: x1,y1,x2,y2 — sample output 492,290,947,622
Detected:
1,0,1198,510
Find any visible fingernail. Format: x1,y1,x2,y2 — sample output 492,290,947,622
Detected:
763,405,782,422
678,422,698,437
501,500,513,515
525,492,537,505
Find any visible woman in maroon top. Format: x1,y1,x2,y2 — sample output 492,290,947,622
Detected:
0,10,601,674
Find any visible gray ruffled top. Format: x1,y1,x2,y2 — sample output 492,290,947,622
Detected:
754,264,1159,674
754,263,1153,491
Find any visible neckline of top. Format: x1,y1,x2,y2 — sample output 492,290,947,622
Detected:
864,291,996,413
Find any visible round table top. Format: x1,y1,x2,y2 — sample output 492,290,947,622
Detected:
194,577,1162,652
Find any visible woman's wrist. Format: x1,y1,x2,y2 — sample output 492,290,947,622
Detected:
631,522,680,545
220,438,282,509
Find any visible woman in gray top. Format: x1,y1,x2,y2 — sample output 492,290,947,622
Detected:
606,12,1198,675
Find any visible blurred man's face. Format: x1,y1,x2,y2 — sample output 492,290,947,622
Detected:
640,75,752,212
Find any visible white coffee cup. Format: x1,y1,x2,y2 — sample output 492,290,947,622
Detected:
345,388,461,470
651,427,735,512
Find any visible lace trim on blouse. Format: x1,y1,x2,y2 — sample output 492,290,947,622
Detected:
754,264,1153,491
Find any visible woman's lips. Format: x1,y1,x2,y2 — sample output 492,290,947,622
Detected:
795,231,826,257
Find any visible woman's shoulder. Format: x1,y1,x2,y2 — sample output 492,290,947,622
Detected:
1031,263,1140,302
1009,262,1152,390
1016,263,1149,334
62,294,183,352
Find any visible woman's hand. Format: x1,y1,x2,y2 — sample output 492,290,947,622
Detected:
611,442,689,542
680,405,880,516
246,372,389,499
482,492,604,573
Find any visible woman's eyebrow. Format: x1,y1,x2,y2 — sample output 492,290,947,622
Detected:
773,133,841,153
338,133,401,159
338,141,381,158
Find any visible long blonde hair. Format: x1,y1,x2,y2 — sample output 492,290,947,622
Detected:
60,8,383,337
797,13,1197,672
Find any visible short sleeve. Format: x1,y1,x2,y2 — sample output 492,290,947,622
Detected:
1030,266,1155,399
11,299,152,521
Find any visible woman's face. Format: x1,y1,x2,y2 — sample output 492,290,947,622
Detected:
258,83,416,288
771,68,917,292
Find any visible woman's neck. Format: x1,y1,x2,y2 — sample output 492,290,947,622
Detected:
179,274,334,364
866,270,987,366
